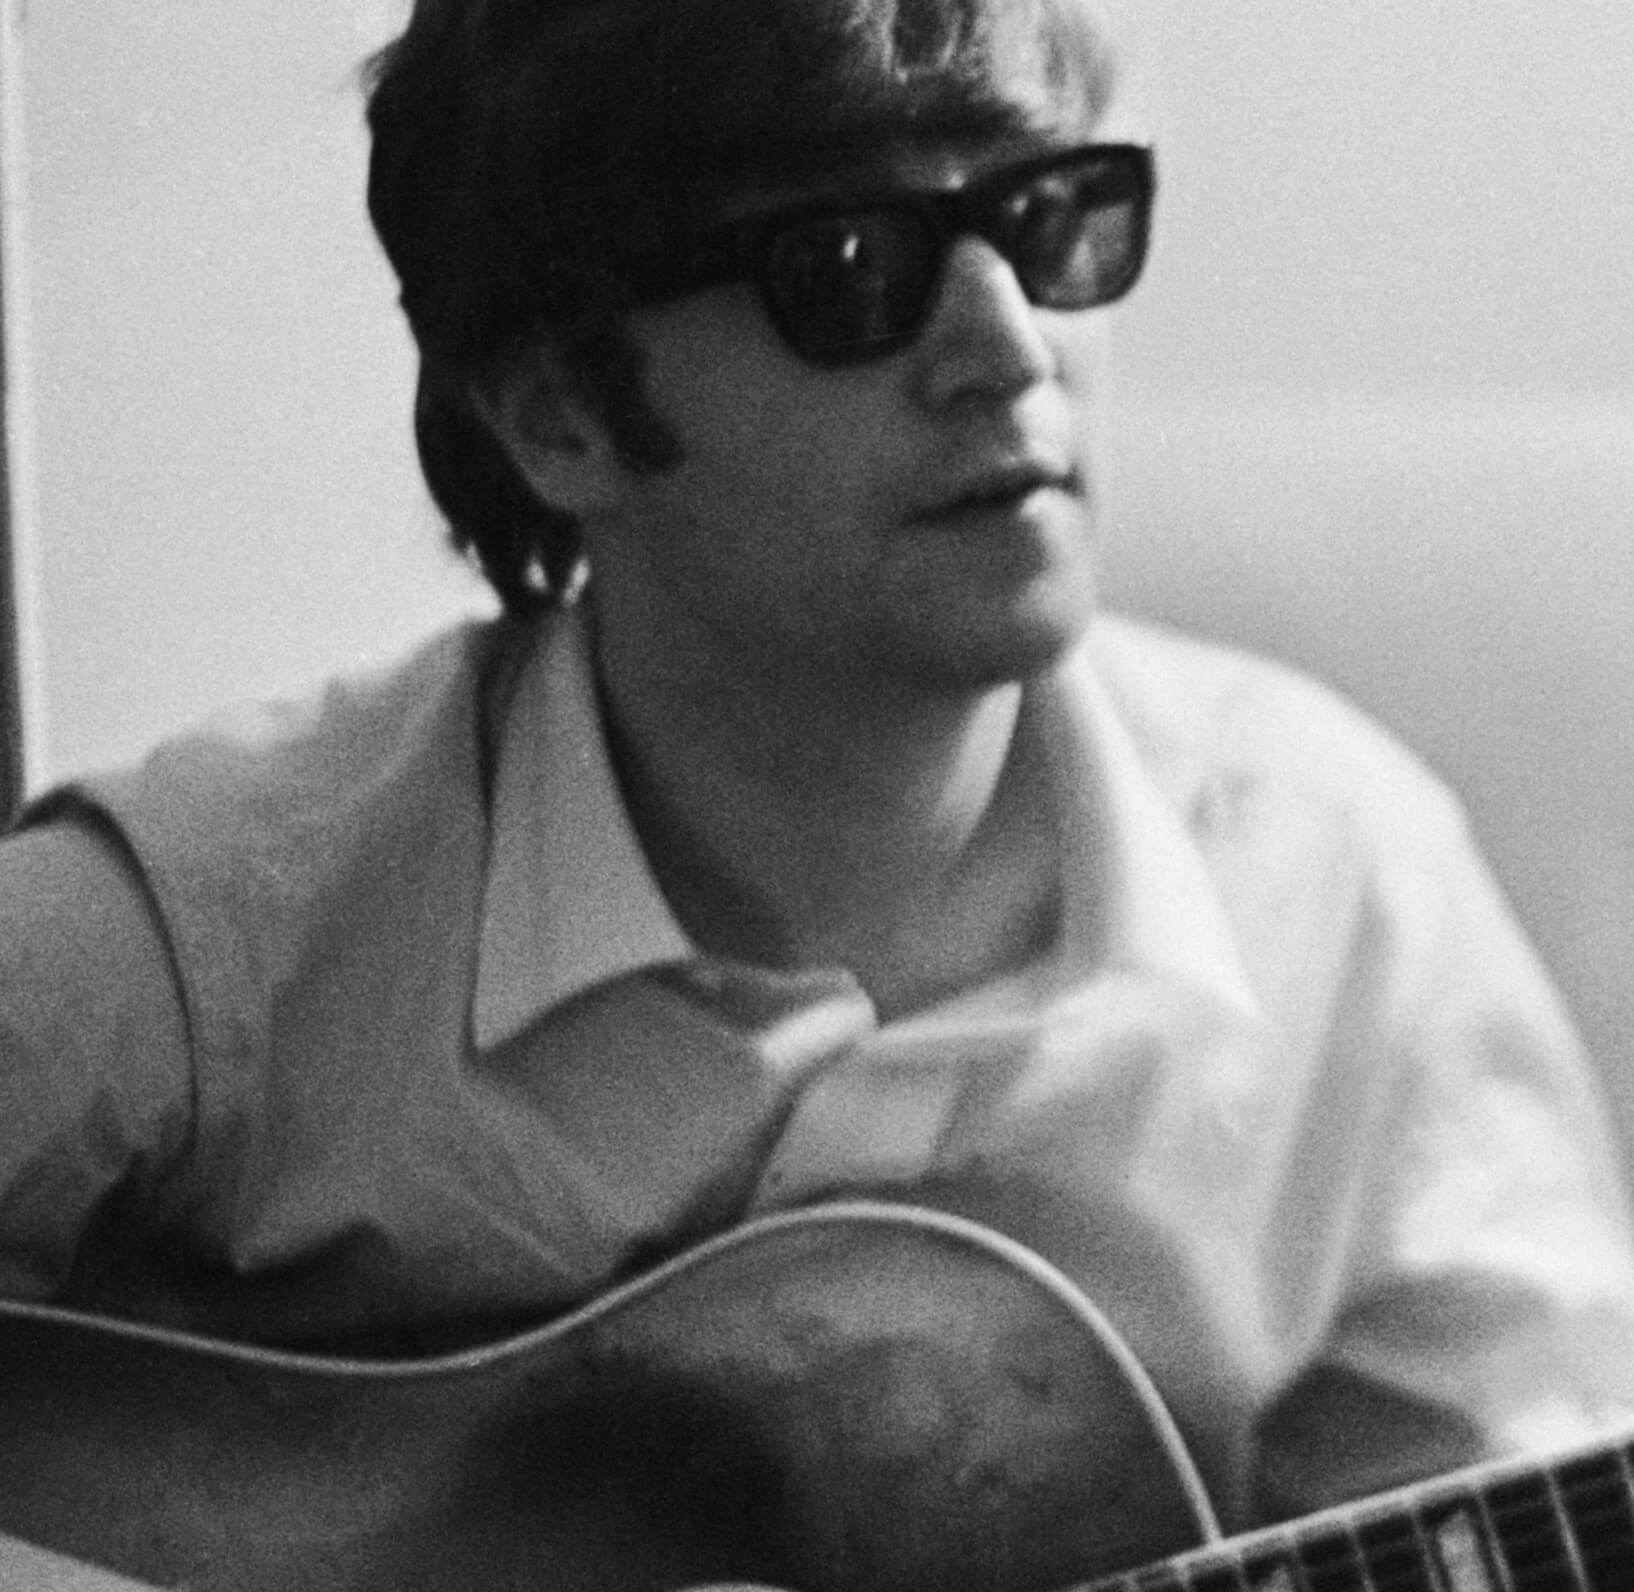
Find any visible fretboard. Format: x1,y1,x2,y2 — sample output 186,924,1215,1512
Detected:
1089,1432,1634,1592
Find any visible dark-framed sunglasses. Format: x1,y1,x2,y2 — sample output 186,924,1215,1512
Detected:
619,142,1156,368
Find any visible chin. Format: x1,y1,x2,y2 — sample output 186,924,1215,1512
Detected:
994,567,1101,670
910,591,1100,695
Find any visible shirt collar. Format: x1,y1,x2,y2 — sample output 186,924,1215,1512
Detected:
474,613,1259,1049
473,610,691,1049
1037,641,1261,1019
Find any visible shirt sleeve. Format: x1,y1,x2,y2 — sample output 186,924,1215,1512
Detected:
0,819,193,1298
1250,805,1634,1522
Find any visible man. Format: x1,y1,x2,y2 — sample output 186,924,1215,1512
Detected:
2,0,1633,1557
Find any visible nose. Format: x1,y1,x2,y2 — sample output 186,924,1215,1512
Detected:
911,236,1058,409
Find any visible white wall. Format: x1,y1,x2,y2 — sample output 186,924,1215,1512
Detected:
11,0,491,786
1111,0,1634,397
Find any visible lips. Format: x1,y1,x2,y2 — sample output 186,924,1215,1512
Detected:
910,457,1080,524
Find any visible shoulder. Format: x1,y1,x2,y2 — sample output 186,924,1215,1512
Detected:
36,617,529,858
1084,611,1469,855
1079,615,1494,1039
109,618,521,815
0,822,189,1074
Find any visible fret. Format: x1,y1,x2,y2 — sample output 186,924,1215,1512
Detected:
1129,1564,1191,1592
1540,1460,1593,1590
1293,1526,1373,1592
1555,1447,1634,1587
1482,1471,1580,1590
1185,1565,1248,1592
1425,1501,1506,1592
1178,1552,1300,1592
1357,1509,1442,1592
1242,1551,1302,1592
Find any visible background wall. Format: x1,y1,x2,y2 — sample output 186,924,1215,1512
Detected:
6,3,1634,1119
8,0,492,789
1112,0,1633,395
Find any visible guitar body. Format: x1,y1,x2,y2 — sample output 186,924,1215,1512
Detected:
0,1203,1216,1592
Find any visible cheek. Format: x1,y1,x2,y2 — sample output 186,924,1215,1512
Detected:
1052,312,1113,399
631,289,900,477
1051,318,1114,476
660,403,860,561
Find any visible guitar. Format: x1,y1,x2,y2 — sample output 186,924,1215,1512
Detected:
1,1201,1632,1592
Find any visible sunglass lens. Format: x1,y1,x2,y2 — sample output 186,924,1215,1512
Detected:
749,150,1150,365
1003,162,1147,309
762,211,940,364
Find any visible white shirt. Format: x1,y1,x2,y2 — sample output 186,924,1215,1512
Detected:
3,606,1632,1527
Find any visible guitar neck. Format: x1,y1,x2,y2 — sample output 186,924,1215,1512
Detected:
1098,1432,1634,1592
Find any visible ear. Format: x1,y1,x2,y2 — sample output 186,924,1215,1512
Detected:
468,342,629,520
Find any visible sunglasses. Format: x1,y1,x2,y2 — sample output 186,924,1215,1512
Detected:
618,142,1156,368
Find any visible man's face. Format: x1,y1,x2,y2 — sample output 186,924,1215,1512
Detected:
583,132,1119,707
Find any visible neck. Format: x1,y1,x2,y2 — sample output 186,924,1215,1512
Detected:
590,606,1061,1016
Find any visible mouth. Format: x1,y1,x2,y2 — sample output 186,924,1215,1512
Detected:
911,459,1081,525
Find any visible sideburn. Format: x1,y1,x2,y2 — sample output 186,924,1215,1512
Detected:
557,317,686,476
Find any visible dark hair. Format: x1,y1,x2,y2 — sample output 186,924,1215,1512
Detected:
365,0,1115,611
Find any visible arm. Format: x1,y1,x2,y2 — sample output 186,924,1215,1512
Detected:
0,819,192,1300
1252,811,1634,1522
